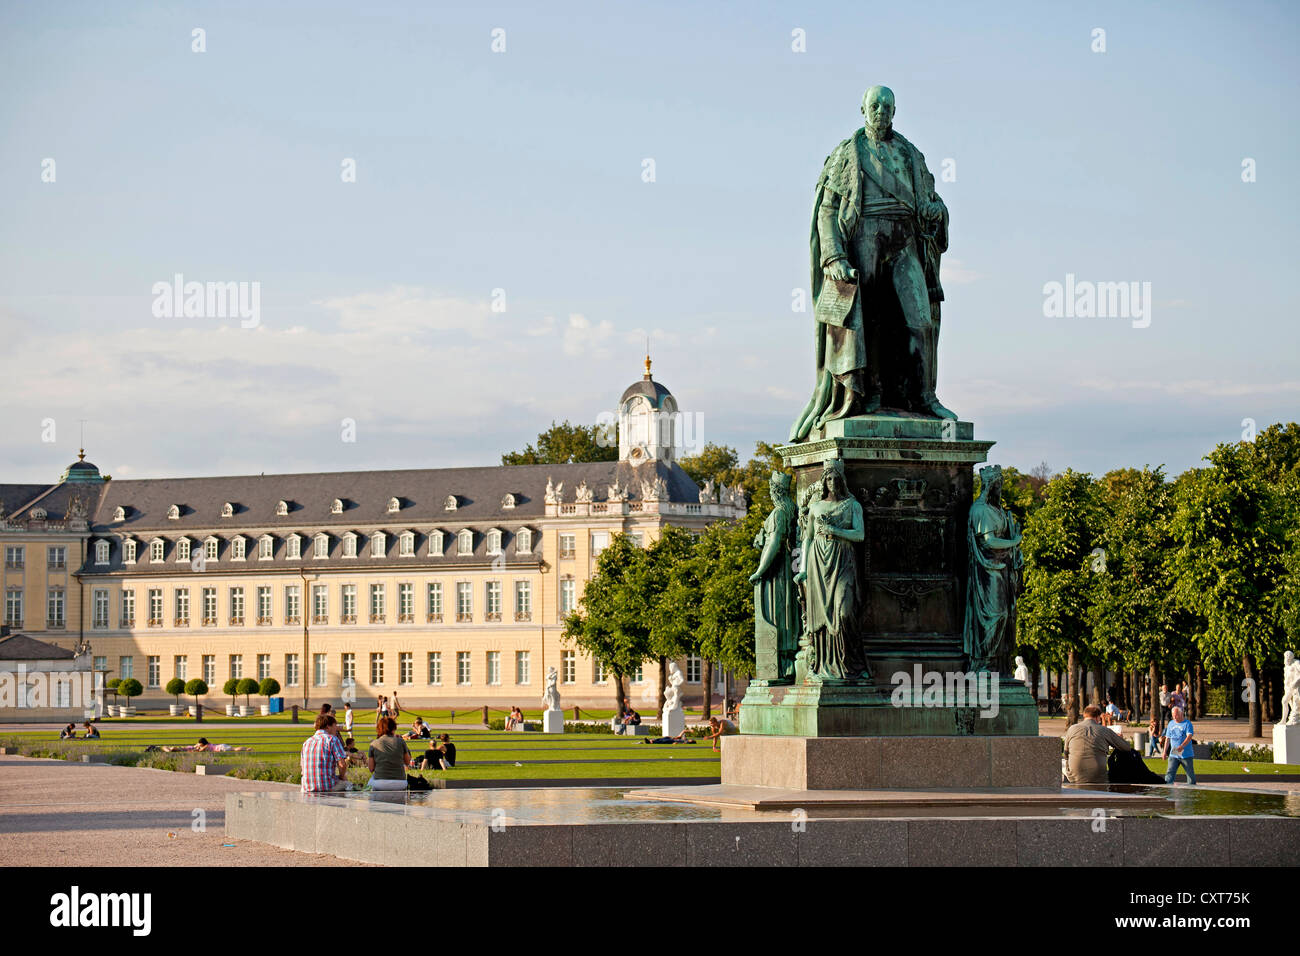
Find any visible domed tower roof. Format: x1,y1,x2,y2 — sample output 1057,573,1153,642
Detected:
619,355,673,409
60,449,104,484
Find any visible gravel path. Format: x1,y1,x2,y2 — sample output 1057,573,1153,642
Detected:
0,755,373,866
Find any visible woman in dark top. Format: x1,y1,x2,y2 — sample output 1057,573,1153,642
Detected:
367,715,411,790
419,732,456,770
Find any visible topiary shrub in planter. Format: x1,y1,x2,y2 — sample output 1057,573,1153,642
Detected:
165,678,187,716
117,678,143,717
258,677,281,715
223,678,240,715
185,678,209,716
235,678,260,717
106,678,121,716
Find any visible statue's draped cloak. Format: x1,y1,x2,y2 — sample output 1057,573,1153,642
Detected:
754,500,800,678
804,497,862,681
963,500,1013,668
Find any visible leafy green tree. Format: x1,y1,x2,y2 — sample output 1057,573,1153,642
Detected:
694,508,761,684
640,526,700,713
222,678,239,709
678,443,740,486
235,677,260,709
118,678,143,710
680,441,787,510
184,678,209,712
259,677,281,698
1017,469,1102,724
1171,441,1288,737
165,677,186,707
501,421,617,465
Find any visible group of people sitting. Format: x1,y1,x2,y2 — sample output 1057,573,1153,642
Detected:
505,706,526,730
1063,703,1197,786
301,706,457,794
59,722,100,740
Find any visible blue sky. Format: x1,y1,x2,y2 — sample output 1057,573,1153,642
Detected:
2,0,1297,484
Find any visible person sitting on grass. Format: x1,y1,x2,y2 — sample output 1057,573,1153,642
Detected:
642,728,695,745
1062,704,1131,785
418,733,456,770
59,723,77,739
403,717,430,740
82,722,100,739
367,715,412,791
505,705,524,731
343,737,367,767
703,716,738,752
301,712,351,793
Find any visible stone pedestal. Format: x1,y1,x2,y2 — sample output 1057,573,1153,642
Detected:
542,710,564,734
661,706,685,738
722,734,1061,790
1273,722,1300,764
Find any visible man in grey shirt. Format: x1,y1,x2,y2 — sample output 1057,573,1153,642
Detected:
1063,704,1131,784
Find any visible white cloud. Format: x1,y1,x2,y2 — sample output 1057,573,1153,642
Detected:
562,313,615,358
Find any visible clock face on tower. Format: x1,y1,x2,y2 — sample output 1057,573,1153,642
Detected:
629,445,646,461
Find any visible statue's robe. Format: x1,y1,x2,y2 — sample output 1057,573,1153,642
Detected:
753,500,800,681
803,497,868,681
964,500,1016,672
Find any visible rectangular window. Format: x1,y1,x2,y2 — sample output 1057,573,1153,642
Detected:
4,590,22,626
123,540,136,563
427,652,442,685
119,655,134,680
398,583,413,622
456,651,471,685
514,580,531,621
428,531,444,556
47,589,65,628
515,650,530,685
486,650,500,685
312,585,328,623
686,655,702,683
259,536,273,560
147,656,160,688
150,539,165,562
590,531,609,557
48,546,67,569
370,652,384,685
256,586,272,624
174,655,188,682
230,587,245,625
399,533,414,557
561,650,576,685
559,533,576,558
594,660,607,684
485,580,502,621
628,532,644,548
146,588,162,627
202,587,217,625
427,582,443,622
229,655,242,680
231,537,246,560
287,536,301,559
174,588,189,626
456,582,472,622
203,655,216,684
314,535,328,559
342,653,356,680
257,654,271,680
94,655,107,673
560,578,576,616
205,537,219,561
4,546,24,569
313,653,327,687
285,654,299,687
176,539,190,562
341,585,357,623
92,589,109,628
120,589,134,627
632,662,644,683
399,652,413,685
369,583,385,623
284,585,300,624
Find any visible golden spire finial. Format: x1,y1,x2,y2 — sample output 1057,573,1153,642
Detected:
644,338,652,379
78,448,86,462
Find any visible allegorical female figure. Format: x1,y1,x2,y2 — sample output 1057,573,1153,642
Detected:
964,465,1023,673
794,460,869,682
749,471,800,683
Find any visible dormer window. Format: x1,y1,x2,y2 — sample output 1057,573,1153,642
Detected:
231,536,246,561
286,534,301,559
204,537,219,562
313,533,329,559
94,540,110,565
276,500,290,516
343,533,357,558
113,506,126,522
428,530,444,557
331,498,344,515
150,538,165,563
387,497,401,514
370,532,386,557
486,529,503,555
123,540,137,564
167,505,181,520
457,530,473,556
444,495,458,511
221,502,234,518
258,535,274,560
176,538,192,562
399,531,415,557
501,494,516,510
516,528,533,555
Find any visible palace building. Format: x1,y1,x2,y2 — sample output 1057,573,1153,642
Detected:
0,363,746,711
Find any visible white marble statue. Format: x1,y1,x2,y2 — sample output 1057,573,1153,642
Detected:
661,662,686,737
1013,655,1030,689
575,480,593,503
545,478,563,504
1281,650,1300,727
542,666,562,712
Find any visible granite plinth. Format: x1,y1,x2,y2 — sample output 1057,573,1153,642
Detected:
542,710,564,733
720,733,1060,790
1274,722,1300,764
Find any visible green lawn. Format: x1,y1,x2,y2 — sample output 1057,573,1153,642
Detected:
1140,757,1300,775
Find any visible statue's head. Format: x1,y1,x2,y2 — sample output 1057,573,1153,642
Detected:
1015,655,1025,666
820,459,849,499
769,470,792,502
861,86,896,135
978,464,1003,501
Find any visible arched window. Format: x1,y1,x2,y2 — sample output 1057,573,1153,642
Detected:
371,532,386,557
176,538,191,562
343,533,357,558
313,534,329,559
457,530,473,555
94,540,110,565
428,530,444,557
231,536,246,560
516,529,533,555
286,534,301,559
258,535,274,560
150,539,165,562
399,531,415,556
486,529,502,555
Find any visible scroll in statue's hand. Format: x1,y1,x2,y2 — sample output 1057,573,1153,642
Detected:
823,259,857,282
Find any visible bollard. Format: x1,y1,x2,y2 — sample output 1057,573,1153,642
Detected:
291,705,299,724
483,704,489,725
573,705,580,721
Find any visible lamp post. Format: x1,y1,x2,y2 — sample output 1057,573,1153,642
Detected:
300,568,311,710
538,559,550,679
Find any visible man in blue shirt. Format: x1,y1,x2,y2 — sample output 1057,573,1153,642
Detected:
1162,706,1196,785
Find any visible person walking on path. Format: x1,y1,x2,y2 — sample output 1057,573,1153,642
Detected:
1162,706,1197,785
344,702,354,738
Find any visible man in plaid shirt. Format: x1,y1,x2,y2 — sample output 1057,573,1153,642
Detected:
301,712,350,792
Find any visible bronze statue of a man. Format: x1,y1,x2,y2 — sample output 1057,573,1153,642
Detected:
791,86,954,441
